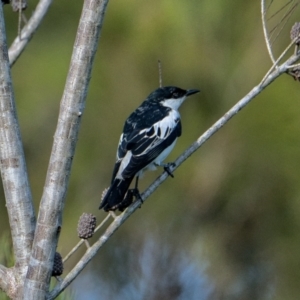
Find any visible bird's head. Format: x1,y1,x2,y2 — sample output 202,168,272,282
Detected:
147,86,200,110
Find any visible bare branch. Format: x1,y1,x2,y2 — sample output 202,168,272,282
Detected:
8,0,53,66
48,50,300,300
0,2,35,276
0,265,9,293
158,60,162,87
261,0,276,64
0,266,18,299
23,0,109,298
261,35,298,83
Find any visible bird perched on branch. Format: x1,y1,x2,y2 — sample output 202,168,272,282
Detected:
100,86,200,212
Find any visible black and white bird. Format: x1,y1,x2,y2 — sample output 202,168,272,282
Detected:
100,86,200,212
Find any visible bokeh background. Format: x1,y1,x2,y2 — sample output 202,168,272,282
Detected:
1,0,300,299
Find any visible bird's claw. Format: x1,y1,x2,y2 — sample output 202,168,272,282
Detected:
163,162,175,178
131,188,143,208
118,188,143,211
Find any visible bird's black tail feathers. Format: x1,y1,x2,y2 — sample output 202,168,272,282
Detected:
99,177,134,211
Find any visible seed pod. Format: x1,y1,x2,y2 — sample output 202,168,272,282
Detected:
77,213,97,239
52,252,63,277
290,22,300,45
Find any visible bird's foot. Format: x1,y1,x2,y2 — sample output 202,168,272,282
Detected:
117,188,143,211
163,162,176,178
131,188,143,208
117,189,134,212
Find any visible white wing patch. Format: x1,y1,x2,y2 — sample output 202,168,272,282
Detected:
136,110,180,157
116,150,132,179
116,133,124,160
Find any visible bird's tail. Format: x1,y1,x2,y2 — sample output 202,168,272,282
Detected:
99,177,134,211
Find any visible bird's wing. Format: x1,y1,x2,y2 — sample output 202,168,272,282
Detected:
117,111,181,178
110,134,125,184
110,104,168,182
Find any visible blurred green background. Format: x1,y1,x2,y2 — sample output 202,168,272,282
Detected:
1,0,300,299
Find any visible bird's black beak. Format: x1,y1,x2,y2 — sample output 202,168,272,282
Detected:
186,89,200,97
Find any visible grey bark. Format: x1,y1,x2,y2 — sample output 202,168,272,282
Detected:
0,3,35,298
23,0,109,299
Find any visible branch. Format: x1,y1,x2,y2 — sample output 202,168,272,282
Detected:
48,50,300,300
8,0,53,66
0,2,35,276
0,266,18,299
63,214,111,263
23,0,109,299
261,36,298,83
261,0,276,64
0,265,8,293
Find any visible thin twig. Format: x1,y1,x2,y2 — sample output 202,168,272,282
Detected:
18,0,22,39
158,60,162,87
260,36,299,84
84,240,90,249
22,13,28,24
8,0,53,66
267,0,293,20
48,51,300,300
261,0,276,64
287,62,300,68
63,214,111,263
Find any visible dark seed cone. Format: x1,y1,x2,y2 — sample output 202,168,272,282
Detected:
290,22,300,44
289,66,300,81
11,0,27,11
52,252,63,277
77,213,97,239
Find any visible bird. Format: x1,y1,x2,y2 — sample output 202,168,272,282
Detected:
99,86,200,212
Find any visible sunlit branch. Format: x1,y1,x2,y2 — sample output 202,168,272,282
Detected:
8,0,53,66
0,2,35,277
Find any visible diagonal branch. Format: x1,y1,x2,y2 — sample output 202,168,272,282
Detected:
0,2,35,277
48,51,300,300
8,0,53,66
23,0,109,299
